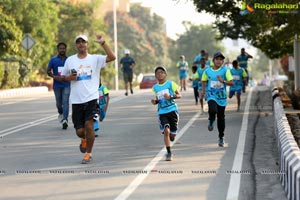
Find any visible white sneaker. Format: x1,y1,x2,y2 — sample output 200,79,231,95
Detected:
58,114,63,123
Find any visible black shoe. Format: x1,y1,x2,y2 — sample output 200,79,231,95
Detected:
208,120,214,131
62,120,68,129
165,152,172,161
125,92,128,96
130,89,133,94
218,137,225,147
170,135,175,142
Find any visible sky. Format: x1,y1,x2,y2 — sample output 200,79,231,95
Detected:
129,0,215,39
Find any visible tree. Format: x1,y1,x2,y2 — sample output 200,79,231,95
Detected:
1,0,59,88
192,0,300,58
170,23,223,80
105,3,172,89
0,6,22,57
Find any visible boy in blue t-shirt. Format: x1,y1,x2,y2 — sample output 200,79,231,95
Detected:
151,66,181,161
201,52,234,147
94,81,110,137
229,60,247,112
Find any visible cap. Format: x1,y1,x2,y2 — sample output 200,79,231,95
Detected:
155,66,167,73
213,52,225,59
124,49,130,54
75,34,88,43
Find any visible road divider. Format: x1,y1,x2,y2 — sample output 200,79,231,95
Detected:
273,88,300,200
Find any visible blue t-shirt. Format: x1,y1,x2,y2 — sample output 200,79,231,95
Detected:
202,67,233,106
120,56,135,74
98,85,109,109
230,68,247,91
152,80,179,115
48,56,70,89
197,66,207,90
237,54,250,69
193,55,202,69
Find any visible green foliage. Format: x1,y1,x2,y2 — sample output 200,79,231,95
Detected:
0,0,58,77
192,0,300,58
0,6,22,57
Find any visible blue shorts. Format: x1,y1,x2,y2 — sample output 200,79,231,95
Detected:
229,89,242,96
99,108,106,121
179,72,187,80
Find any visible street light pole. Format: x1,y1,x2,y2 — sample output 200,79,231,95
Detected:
113,0,119,91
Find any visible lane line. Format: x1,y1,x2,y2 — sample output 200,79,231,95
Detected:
0,93,129,138
0,115,57,138
114,110,201,200
226,87,253,200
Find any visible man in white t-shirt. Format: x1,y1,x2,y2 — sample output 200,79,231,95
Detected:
60,34,115,164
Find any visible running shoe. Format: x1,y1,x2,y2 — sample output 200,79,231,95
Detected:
165,152,172,161
208,120,214,131
130,89,133,94
81,153,93,164
79,139,87,153
62,120,68,129
58,114,63,123
170,135,175,142
125,92,128,96
218,137,225,147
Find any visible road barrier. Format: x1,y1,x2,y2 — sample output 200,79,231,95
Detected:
273,88,300,200
0,86,49,98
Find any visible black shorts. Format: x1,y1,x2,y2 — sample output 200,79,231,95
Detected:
72,99,99,130
159,111,179,134
123,73,133,83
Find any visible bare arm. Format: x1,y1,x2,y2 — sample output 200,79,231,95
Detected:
95,34,116,63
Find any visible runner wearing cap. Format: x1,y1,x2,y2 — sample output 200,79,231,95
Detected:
60,34,116,164
120,49,136,96
151,66,181,161
201,52,234,147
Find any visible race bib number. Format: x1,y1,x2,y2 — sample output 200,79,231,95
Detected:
157,89,169,100
210,81,224,89
233,75,240,80
77,66,92,81
58,66,63,76
99,90,104,99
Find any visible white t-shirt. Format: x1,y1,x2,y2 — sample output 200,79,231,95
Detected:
62,54,107,104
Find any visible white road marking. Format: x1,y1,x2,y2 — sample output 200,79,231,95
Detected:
0,115,57,138
114,111,201,200
0,93,128,138
226,87,253,200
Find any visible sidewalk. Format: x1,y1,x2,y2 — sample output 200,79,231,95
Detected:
0,87,49,98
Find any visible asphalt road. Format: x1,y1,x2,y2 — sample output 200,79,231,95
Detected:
0,86,287,200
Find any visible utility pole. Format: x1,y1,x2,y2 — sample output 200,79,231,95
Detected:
113,0,119,90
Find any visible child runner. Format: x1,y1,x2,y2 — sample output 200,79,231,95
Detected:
197,58,207,114
189,65,199,105
94,81,110,137
229,60,247,112
176,55,188,91
151,66,181,161
201,52,234,147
